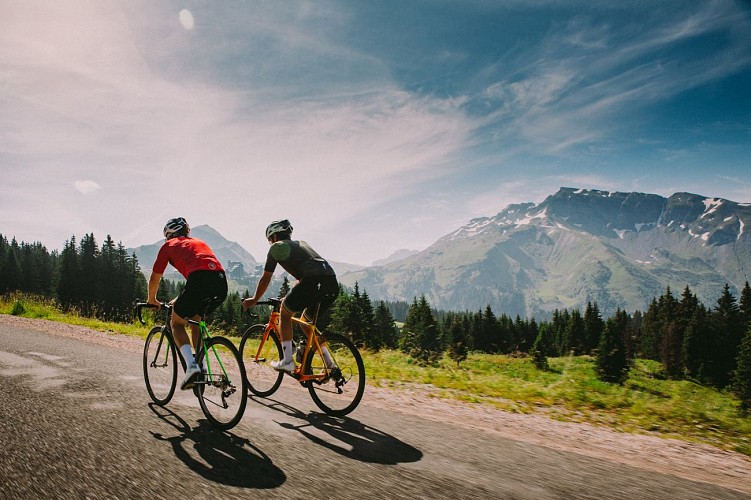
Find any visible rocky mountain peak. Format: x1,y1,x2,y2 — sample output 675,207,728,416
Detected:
340,187,751,318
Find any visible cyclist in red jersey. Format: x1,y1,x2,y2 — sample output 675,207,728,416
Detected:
147,217,228,389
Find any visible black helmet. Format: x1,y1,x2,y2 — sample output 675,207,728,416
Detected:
265,219,293,240
163,217,189,239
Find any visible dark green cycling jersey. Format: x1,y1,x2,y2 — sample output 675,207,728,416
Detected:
264,239,336,279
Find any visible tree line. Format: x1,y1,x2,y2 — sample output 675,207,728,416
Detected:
1,233,147,321
321,281,750,410
2,232,749,409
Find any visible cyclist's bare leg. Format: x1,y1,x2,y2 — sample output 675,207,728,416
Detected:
276,300,296,364
170,310,197,368
189,315,201,348
279,304,294,342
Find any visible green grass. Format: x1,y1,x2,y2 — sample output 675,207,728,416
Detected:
364,350,751,455
1,294,152,338
3,294,749,456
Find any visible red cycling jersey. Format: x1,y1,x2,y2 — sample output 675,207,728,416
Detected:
152,237,224,278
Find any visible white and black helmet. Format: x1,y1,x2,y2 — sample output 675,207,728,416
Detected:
163,217,189,239
265,219,293,240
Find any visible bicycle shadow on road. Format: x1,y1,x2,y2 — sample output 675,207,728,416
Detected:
148,403,286,489
250,396,423,465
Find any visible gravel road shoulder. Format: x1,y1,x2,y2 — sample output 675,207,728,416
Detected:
2,314,750,496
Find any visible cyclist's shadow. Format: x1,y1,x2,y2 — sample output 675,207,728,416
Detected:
252,397,423,465
148,403,285,489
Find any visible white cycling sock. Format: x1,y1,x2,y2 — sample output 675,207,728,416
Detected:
180,344,195,368
281,340,293,363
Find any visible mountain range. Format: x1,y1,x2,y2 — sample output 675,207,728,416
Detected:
338,187,751,318
128,188,751,318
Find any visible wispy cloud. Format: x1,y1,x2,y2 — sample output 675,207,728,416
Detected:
477,1,751,157
74,180,101,195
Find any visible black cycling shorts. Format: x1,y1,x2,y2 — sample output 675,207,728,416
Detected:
174,270,228,319
283,275,339,318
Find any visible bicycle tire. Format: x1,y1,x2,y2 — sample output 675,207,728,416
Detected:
196,336,248,430
305,332,365,417
240,324,284,397
143,326,177,406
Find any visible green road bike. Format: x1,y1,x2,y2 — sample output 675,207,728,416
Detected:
135,301,247,430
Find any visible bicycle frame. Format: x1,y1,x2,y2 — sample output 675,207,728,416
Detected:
250,309,333,384
141,304,232,387
191,318,233,386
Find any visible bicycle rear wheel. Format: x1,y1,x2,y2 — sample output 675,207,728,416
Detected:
240,324,284,397
197,337,248,430
305,332,365,417
143,326,177,406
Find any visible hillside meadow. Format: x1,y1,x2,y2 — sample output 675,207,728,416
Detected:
2,295,749,457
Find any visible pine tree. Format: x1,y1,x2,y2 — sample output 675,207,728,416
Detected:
583,302,604,355
56,237,80,309
530,325,550,370
373,301,399,350
708,284,743,387
596,309,630,384
732,324,751,413
78,233,99,315
328,283,373,347
0,240,22,293
475,305,497,352
660,321,684,379
399,297,422,354
447,315,470,368
522,317,538,354
358,289,376,348
513,315,526,354
739,281,751,329
98,235,117,318
682,303,709,380
638,297,661,360
400,295,440,364
562,308,585,355
552,308,571,356
625,309,641,360
279,276,291,297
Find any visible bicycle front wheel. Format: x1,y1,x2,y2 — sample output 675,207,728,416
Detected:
197,337,248,430
143,326,177,406
240,324,284,397
305,332,365,417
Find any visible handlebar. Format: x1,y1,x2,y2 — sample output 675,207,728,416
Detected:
254,297,282,308
134,301,164,325
243,297,282,319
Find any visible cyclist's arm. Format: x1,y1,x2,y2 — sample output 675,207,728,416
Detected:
242,270,272,310
147,271,163,307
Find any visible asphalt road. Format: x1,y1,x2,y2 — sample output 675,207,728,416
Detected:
0,322,748,500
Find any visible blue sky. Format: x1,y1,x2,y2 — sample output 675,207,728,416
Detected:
1,1,750,266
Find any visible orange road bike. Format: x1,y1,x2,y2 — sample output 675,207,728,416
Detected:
135,300,248,430
240,297,365,417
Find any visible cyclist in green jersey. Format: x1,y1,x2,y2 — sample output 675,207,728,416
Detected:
242,219,338,372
